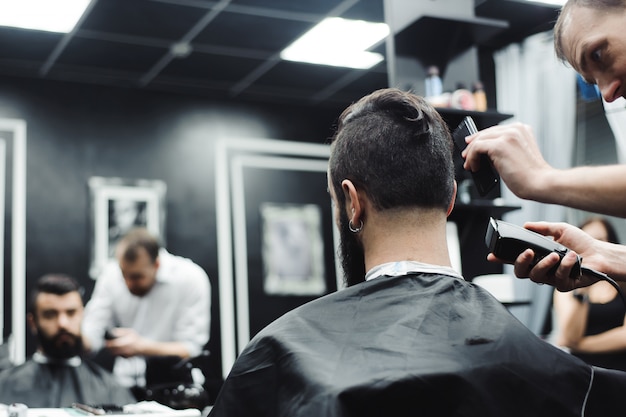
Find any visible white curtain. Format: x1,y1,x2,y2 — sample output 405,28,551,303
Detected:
603,97,626,164
493,30,577,334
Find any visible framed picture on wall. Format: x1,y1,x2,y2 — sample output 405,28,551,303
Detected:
260,203,326,296
88,176,167,279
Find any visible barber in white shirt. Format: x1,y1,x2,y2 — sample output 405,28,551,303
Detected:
82,227,211,394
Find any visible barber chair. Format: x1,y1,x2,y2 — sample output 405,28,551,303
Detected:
143,351,211,410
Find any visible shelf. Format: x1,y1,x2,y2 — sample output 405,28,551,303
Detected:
394,15,509,75
449,201,521,280
475,0,560,50
436,108,513,130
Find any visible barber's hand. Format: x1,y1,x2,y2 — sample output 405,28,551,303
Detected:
104,327,147,358
487,221,601,292
463,123,553,200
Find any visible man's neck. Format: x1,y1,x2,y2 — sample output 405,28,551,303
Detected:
362,208,453,273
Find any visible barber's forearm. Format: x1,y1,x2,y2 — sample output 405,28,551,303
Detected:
138,340,191,358
534,166,626,218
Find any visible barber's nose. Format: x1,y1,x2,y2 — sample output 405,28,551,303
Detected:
599,79,622,103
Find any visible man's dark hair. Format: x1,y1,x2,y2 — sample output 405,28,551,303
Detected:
29,274,83,314
119,227,161,263
329,88,455,214
554,0,626,63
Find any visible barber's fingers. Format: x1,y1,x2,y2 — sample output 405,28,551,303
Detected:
522,221,568,240
512,249,539,279
462,123,535,171
465,122,533,145
520,250,589,291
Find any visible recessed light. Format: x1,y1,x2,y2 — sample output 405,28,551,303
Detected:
525,0,566,6
0,0,92,33
280,17,389,69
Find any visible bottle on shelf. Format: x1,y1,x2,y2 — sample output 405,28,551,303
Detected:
424,65,443,98
472,81,487,112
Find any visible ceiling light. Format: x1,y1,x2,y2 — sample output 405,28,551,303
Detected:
280,17,390,69
0,0,92,33
525,0,566,6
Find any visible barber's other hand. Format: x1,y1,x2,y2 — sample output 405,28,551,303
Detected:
104,327,146,358
487,221,601,292
463,123,553,200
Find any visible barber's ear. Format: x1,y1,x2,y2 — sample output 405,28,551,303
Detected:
447,181,457,217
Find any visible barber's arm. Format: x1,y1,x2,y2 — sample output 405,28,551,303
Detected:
463,123,626,218
104,328,192,358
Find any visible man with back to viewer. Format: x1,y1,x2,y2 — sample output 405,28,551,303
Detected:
209,88,626,417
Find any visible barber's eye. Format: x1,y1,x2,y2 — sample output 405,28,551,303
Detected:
591,48,602,62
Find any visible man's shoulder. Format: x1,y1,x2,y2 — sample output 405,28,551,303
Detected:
97,259,124,281
0,360,38,383
159,249,209,282
0,361,39,404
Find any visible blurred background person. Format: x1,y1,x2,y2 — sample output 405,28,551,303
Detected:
82,227,211,400
0,274,135,407
553,216,626,371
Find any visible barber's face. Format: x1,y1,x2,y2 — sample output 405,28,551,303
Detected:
119,247,159,296
562,6,626,102
328,175,365,287
30,292,84,359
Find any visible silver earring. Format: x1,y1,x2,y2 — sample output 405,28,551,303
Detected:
349,219,363,233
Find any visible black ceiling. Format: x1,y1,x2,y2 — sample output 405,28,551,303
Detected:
0,0,561,108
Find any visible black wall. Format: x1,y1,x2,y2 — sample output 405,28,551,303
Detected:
0,75,344,395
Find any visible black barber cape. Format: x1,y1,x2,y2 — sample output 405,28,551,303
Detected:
0,353,135,407
210,272,626,417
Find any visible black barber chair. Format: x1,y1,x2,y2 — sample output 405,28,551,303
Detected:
142,351,211,410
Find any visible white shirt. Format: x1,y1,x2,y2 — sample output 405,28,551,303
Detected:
82,248,211,387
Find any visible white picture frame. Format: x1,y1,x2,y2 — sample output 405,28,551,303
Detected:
215,137,339,379
0,118,26,365
88,176,166,279
260,203,326,296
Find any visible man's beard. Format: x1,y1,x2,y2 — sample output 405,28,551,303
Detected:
338,209,366,287
37,328,83,360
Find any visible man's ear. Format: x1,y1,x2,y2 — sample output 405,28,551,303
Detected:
447,181,457,217
27,313,37,335
341,179,363,225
